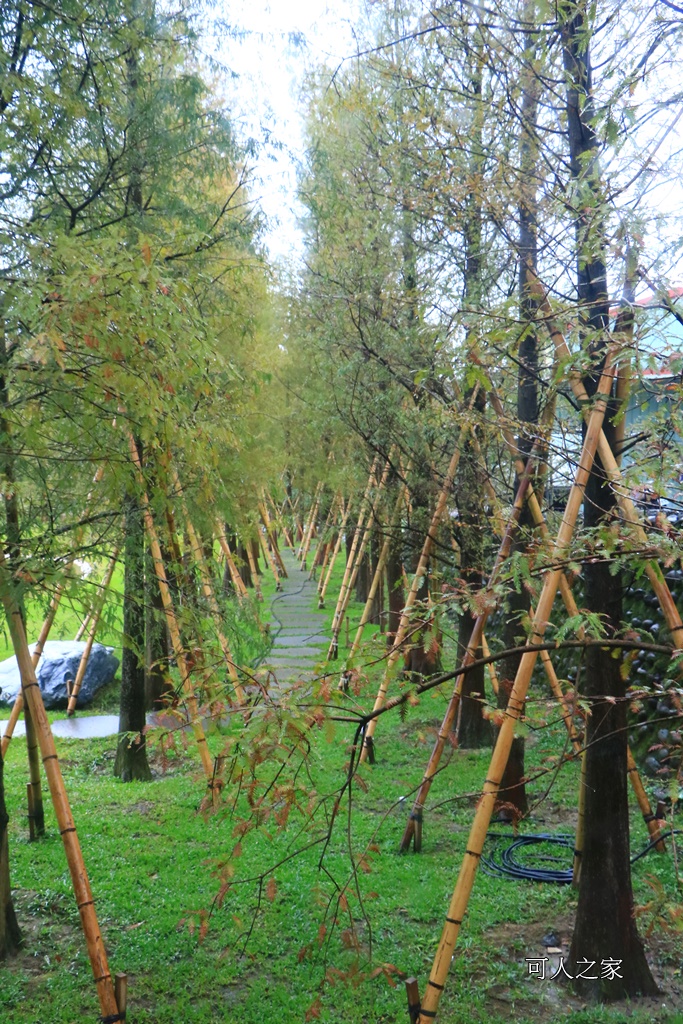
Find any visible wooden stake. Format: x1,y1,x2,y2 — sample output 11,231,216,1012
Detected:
115,972,128,1020
0,556,120,1021
416,356,616,1022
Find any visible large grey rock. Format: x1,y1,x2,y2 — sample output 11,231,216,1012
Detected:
0,640,119,709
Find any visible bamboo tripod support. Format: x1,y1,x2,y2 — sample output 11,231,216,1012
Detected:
215,522,249,601
318,499,351,607
259,528,282,591
297,481,323,563
259,498,288,577
347,484,409,663
167,468,246,706
528,273,683,651
308,494,339,580
0,554,122,1022
245,538,263,601
482,370,665,849
299,490,322,570
267,491,294,549
324,458,379,625
399,456,536,852
414,356,618,1022
480,634,499,695
3,464,106,836
66,548,120,716
360,403,478,765
126,433,215,785
327,458,392,661
1,582,66,756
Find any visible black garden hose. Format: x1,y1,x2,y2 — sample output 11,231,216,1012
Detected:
482,829,683,884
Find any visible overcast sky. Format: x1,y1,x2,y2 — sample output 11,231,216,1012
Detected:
203,1,364,262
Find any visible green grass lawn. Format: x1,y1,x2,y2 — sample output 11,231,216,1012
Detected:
1,542,682,1024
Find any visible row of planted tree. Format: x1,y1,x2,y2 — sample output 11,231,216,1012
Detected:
273,0,683,1018
1,0,683,1020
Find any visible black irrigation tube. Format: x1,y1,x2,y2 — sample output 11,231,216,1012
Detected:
482,830,683,884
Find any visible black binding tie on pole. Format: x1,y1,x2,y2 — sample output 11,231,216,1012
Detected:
101,1014,125,1023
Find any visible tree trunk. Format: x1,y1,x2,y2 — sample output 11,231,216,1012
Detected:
0,749,21,959
145,541,172,711
497,8,540,817
115,461,152,782
386,537,404,647
562,1,656,996
455,415,490,749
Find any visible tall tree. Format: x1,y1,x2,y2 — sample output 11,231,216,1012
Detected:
561,0,656,997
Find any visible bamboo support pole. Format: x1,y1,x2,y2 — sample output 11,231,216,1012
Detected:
318,499,351,607
528,273,683,652
173,492,245,707
327,458,392,661
74,609,93,643
66,550,119,717
415,357,616,1022
24,704,44,839
399,456,535,852
360,401,479,764
259,528,282,591
126,433,215,785
245,538,263,601
5,464,106,838
325,457,379,629
627,746,665,851
347,484,408,662
215,522,248,601
484,365,663,850
259,499,287,577
308,494,338,580
0,554,120,1021
480,634,499,696
297,481,323,562
2,581,66,756
299,488,323,570
310,496,339,582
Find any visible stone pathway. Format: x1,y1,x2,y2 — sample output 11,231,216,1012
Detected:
0,545,331,739
258,545,329,679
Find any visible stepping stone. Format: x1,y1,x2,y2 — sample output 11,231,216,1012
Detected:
270,647,325,659
272,634,324,642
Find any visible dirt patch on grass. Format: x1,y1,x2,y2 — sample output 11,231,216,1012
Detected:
477,915,683,1023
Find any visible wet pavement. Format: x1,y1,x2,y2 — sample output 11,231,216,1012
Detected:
0,546,332,740
259,546,330,680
